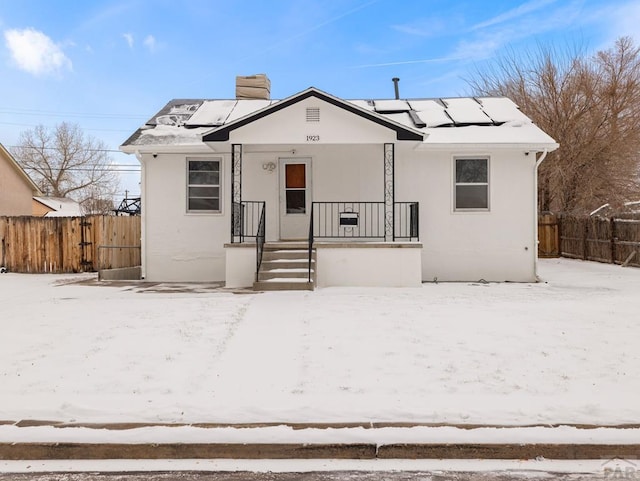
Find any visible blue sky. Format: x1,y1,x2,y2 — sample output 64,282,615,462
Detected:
1,0,639,197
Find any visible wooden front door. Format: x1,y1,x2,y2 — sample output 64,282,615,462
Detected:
279,158,311,240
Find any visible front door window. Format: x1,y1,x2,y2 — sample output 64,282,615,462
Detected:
285,163,306,214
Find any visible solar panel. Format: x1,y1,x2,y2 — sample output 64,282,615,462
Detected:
373,99,411,112
185,100,238,126
443,98,493,124
477,97,530,123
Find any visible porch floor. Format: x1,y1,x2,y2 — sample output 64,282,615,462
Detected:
225,240,423,289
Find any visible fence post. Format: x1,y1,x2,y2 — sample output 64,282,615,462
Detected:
610,217,617,264
556,214,562,257
0,217,5,268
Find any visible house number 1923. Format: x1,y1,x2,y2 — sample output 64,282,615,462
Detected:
306,135,320,142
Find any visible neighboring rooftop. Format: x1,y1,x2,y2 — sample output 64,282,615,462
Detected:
0,142,42,194
33,196,83,217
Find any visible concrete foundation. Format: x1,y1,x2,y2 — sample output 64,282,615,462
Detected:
99,266,142,281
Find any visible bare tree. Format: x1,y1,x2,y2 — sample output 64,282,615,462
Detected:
80,191,116,215
11,122,120,213
468,37,640,214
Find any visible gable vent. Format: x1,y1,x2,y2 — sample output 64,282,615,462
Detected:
306,107,320,122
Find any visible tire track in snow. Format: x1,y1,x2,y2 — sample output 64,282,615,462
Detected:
184,294,255,393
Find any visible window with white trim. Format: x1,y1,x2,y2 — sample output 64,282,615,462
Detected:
454,157,489,210
187,158,220,212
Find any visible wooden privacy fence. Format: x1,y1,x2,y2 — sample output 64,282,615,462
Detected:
538,213,640,268
0,215,141,273
538,212,560,257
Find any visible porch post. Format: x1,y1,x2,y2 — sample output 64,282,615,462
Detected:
384,143,395,241
231,144,242,243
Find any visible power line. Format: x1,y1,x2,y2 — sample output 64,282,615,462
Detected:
0,122,134,134
7,144,128,154
23,166,140,172
12,145,142,170
66,168,140,172
0,107,146,120
0,121,47,128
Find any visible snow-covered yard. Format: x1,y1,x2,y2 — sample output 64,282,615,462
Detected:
1,258,638,426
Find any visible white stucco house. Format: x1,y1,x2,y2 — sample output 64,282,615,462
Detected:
121,80,558,290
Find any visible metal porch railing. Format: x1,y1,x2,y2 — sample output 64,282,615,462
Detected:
231,201,265,243
231,201,267,281
394,201,420,240
255,203,266,282
307,201,419,282
309,201,419,241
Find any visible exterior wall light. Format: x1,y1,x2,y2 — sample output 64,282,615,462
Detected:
262,162,276,172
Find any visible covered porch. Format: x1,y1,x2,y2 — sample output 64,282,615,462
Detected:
222,142,422,290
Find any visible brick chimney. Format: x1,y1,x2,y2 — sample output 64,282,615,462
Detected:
236,74,271,100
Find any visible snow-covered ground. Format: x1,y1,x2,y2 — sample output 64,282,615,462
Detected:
1,258,638,426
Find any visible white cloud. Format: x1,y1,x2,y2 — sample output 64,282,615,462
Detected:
392,18,450,38
123,32,134,49
451,37,504,62
471,0,558,30
353,55,464,69
451,1,585,63
79,2,135,32
605,1,640,44
4,28,72,76
143,34,156,52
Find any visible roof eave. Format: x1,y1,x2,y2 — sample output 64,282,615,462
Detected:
417,142,559,151
120,143,213,155
202,87,424,143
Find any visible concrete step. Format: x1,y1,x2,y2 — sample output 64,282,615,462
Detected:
262,250,314,261
263,241,309,249
253,279,315,291
261,259,314,270
259,268,313,281
256,243,316,291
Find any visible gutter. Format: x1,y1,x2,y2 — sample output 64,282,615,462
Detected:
120,144,211,155
536,149,548,168
135,151,147,281
533,149,548,280
414,142,558,151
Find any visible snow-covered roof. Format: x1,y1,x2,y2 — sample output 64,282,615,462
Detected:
34,196,82,217
185,99,275,126
442,98,493,125
590,200,640,217
477,97,532,123
408,100,453,128
121,88,558,151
